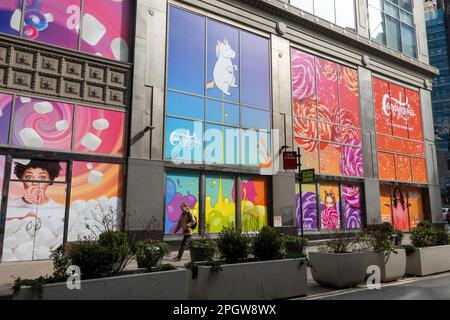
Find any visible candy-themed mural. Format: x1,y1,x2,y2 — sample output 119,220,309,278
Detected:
0,93,13,145
166,6,271,167
0,0,23,36
373,77,427,183
295,183,318,230
205,175,236,233
0,0,131,61
319,182,341,230
407,188,424,230
241,177,267,232
12,96,74,151
342,184,362,229
2,159,67,262
0,155,5,211
74,106,125,156
165,172,200,235
68,161,124,241
292,48,363,177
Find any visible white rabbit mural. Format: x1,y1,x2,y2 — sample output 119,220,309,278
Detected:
206,38,238,96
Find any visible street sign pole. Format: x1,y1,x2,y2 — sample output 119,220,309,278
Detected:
297,147,304,238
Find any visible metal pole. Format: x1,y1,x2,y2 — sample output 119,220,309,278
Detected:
297,147,304,238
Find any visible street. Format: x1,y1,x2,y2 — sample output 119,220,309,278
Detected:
300,273,450,300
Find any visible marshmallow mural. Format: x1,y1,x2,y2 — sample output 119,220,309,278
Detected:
0,93,13,145
0,0,23,36
12,97,73,151
74,106,125,155
68,161,124,241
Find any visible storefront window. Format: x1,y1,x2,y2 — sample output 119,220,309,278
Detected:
368,0,417,57
0,155,5,211
0,0,131,61
68,161,123,241
292,48,363,178
166,6,271,167
205,175,236,233
342,184,363,229
0,93,13,145
290,0,356,32
319,182,341,230
296,183,318,230
373,77,427,183
2,158,67,262
241,177,268,233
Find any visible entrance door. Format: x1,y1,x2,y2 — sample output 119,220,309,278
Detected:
2,158,67,262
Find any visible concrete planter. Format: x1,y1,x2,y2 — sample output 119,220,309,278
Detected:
189,258,307,300
14,269,188,300
308,251,370,289
406,245,450,276
366,249,406,282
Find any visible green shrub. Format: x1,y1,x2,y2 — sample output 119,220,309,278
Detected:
69,240,115,279
283,236,308,258
253,226,285,261
135,240,171,271
411,221,450,247
98,231,133,274
189,237,217,261
320,230,356,253
217,227,250,263
364,222,399,253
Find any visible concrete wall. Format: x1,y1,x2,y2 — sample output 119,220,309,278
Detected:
125,0,440,237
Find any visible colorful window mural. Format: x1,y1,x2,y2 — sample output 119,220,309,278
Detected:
0,93,13,145
165,172,200,235
241,177,268,232
166,6,271,167
205,175,236,233
379,185,425,231
0,0,22,36
74,106,125,156
296,183,318,230
373,77,427,183
292,48,363,177
296,181,362,231
0,155,5,210
2,158,67,262
0,0,131,61
12,96,74,151
319,182,341,230
68,161,124,241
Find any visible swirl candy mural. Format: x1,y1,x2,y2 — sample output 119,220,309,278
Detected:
68,161,124,241
165,172,199,235
205,175,236,233
0,155,5,212
0,93,13,145
291,48,362,177
12,96,74,151
319,182,341,230
0,0,23,36
342,184,362,229
295,184,318,230
373,77,427,183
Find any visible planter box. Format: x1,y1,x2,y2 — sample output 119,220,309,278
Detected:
14,269,188,300
406,245,450,276
366,249,406,282
308,252,370,289
189,258,307,300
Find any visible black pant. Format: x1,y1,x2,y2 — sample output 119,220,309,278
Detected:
177,235,192,259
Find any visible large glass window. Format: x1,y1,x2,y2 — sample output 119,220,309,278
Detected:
0,93,13,145
0,0,131,61
166,6,271,167
373,77,427,183
291,48,363,178
368,0,417,57
290,0,356,32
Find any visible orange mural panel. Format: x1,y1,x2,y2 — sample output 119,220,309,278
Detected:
389,83,409,139
315,57,339,124
319,142,341,175
373,78,392,135
407,188,424,230
295,138,319,172
405,89,423,141
395,154,412,182
380,185,393,224
411,158,427,183
339,66,360,128
378,152,396,180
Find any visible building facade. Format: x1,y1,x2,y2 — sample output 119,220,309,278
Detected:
0,0,442,262
425,0,450,205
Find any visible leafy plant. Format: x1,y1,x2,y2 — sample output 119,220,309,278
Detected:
217,227,251,263
402,244,416,256
134,240,171,271
189,237,217,262
12,276,58,300
366,222,399,253
98,231,134,275
319,230,356,254
283,235,308,258
69,240,116,279
253,226,285,261
411,221,450,247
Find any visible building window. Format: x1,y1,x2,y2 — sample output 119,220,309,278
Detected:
0,0,131,61
296,181,363,231
165,6,271,167
373,77,427,183
291,48,363,178
290,0,356,32
368,0,417,57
